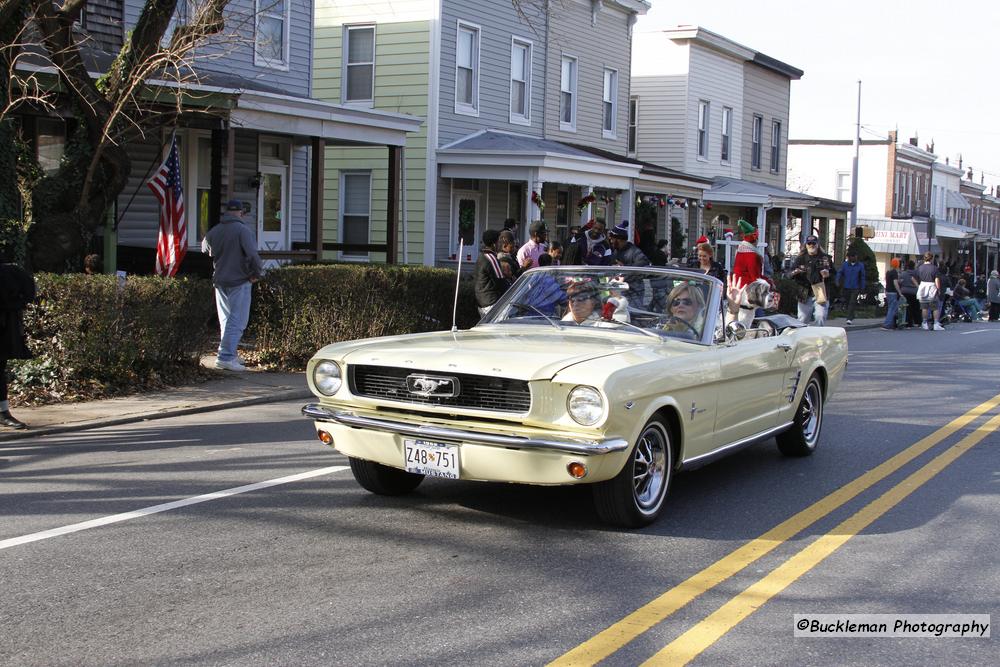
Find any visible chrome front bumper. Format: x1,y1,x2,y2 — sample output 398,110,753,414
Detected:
301,403,628,455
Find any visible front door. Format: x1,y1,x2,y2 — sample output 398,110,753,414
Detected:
258,165,288,256
452,191,481,262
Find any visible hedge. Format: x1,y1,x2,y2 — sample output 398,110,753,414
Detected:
11,274,216,404
249,264,479,368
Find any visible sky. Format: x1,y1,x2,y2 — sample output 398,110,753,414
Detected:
638,0,1000,192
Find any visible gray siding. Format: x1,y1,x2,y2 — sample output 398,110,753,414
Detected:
742,62,790,187
291,143,309,242
231,131,259,234
117,133,163,247
631,75,688,169
83,0,123,53
437,0,546,147
543,0,632,155
123,0,312,98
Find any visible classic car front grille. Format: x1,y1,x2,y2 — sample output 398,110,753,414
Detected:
349,365,531,413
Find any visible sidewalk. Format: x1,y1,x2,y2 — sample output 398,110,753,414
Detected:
0,356,311,443
0,320,887,443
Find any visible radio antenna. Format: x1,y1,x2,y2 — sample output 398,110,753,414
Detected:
451,238,464,332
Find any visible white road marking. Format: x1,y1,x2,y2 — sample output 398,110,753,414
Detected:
0,465,349,551
960,329,993,335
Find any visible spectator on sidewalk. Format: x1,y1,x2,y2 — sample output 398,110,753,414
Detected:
899,260,921,328
987,270,1000,321
953,278,983,321
547,240,563,266
497,231,520,281
916,251,943,330
0,247,35,430
474,229,509,318
881,257,903,330
202,200,265,372
516,221,548,270
790,235,832,326
837,250,866,325
608,223,650,267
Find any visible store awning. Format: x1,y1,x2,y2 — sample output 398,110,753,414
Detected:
935,221,978,239
945,190,972,210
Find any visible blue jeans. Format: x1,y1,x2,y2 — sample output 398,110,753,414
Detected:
797,297,827,326
883,292,899,327
215,282,252,362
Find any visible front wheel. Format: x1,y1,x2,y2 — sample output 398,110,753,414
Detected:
776,375,824,457
593,418,673,528
349,457,424,495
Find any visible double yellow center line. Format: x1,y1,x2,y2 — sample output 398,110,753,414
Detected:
551,392,1000,666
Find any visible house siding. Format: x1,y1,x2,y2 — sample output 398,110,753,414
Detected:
681,43,743,178
314,1,431,263
123,0,313,98
437,0,545,147
630,75,688,170
543,0,632,155
116,133,163,248
742,62,790,187
82,0,123,54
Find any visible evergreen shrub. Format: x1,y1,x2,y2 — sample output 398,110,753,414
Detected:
250,263,479,369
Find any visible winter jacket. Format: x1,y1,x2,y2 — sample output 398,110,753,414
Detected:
987,277,1000,304
837,260,866,290
474,250,509,308
0,262,35,361
201,213,265,288
612,242,650,267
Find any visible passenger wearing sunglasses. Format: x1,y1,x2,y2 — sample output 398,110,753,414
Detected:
661,282,706,337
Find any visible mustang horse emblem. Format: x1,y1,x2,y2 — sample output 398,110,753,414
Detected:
406,375,460,397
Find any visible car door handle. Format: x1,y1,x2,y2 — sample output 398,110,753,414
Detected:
776,343,793,352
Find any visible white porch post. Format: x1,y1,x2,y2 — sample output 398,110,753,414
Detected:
530,176,546,226
779,207,788,257
626,180,637,240
756,205,765,252
802,209,812,244
580,185,595,226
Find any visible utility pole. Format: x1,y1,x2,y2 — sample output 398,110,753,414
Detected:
850,80,861,231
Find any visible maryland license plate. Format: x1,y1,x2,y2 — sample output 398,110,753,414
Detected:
403,440,460,479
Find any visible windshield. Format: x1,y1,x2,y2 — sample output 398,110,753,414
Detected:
480,267,721,342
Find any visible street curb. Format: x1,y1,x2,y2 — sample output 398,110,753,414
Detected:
0,388,313,444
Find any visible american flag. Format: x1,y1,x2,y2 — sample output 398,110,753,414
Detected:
147,136,187,277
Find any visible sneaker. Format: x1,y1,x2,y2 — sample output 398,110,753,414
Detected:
933,322,945,331
215,358,248,372
921,322,929,330
845,319,853,325
880,325,894,331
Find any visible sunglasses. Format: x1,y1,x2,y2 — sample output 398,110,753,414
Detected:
806,240,818,245
671,297,694,307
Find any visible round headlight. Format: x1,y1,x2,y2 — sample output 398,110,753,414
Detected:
313,361,342,396
567,386,604,426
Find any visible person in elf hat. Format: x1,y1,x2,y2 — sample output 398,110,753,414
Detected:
731,219,763,285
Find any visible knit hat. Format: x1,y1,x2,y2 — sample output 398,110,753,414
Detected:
609,223,629,239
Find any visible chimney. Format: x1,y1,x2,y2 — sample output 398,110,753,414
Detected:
967,168,974,181
959,154,963,170
909,136,918,147
888,130,898,144
945,157,950,165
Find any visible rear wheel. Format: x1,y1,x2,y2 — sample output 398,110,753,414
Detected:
349,457,425,495
593,418,673,528
776,375,824,457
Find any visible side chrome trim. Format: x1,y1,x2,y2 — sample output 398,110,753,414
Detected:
301,404,629,455
679,421,794,470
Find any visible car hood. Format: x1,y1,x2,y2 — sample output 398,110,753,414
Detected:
316,326,659,381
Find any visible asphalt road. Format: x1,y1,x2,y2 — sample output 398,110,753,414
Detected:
1,323,998,666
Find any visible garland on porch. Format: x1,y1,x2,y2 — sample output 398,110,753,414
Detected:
530,190,545,212
576,192,597,214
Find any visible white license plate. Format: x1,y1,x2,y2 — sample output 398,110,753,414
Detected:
403,440,460,479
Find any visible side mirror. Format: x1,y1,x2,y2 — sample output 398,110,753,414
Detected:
726,321,747,342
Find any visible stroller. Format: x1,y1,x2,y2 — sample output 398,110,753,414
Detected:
940,290,973,324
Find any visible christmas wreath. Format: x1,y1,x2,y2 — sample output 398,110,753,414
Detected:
531,190,545,212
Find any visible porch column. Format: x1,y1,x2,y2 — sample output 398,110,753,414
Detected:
801,209,812,244
580,185,595,226
626,180,637,241
310,137,325,261
387,145,401,264
529,175,546,224
755,205,765,252
779,207,788,258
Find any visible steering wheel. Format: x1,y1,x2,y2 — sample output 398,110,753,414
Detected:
662,316,699,337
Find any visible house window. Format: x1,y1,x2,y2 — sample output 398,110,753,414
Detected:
255,0,289,69
344,25,375,103
194,136,213,243
36,118,66,175
627,97,638,155
341,172,372,258
697,100,709,159
455,22,480,115
721,106,732,162
835,171,851,202
603,68,618,137
510,39,531,124
751,114,762,169
560,55,577,131
770,120,781,172
507,182,523,228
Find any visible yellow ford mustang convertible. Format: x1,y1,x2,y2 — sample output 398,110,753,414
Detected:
302,266,847,528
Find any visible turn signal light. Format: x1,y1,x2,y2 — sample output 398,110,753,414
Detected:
317,430,334,446
567,462,588,479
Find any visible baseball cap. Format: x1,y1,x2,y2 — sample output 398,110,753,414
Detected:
225,199,243,211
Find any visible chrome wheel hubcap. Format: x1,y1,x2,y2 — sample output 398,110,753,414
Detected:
801,381,822,447
632,424,669,511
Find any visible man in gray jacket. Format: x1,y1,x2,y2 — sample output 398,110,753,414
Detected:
201,200,265,371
